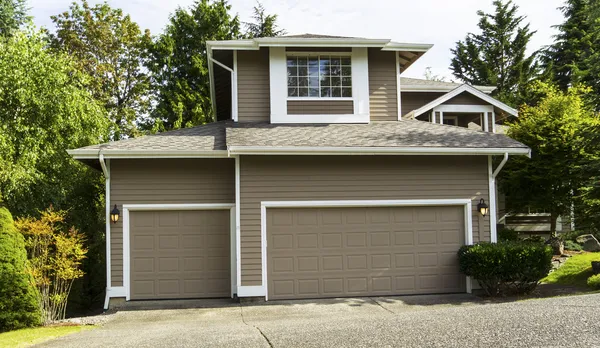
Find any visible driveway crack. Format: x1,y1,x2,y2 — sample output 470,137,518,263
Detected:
369,297,395,314
240,305,274,348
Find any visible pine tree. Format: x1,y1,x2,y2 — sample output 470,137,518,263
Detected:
0,0,28,38
244,2,286,38
450,0,538,106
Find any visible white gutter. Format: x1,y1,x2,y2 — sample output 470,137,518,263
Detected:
68,149,230,160
492,152,509,178
227,146,531,156
99,151,111,310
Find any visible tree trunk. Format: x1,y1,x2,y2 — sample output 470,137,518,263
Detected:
550,212,557,238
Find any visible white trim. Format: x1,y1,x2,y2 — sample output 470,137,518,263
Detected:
257,199,475,299
100,155,111,309
227,146,531,156
286,97,354,101
208,50,217,117
230,207,236,298
235,156,242,296
232,50,238,122
412,84,518,117
396,52,402,120
121,203,235,302
352,47,370,117
286,51,353,57
483,112,489,132
237,286,266,297
439,111,444,124
68,149,230,160
401,85,496,94
210,56,233,72
488,156,498,243
270,113,369,124
207,38,433,52
104,286,126,309
269,47,287,121
432,104,494,113
492,112,496,133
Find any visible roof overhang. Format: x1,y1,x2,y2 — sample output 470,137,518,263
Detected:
227,146,531,157
412,84,518,117
67,149,230,160
207,38,433,52
401,85,496,94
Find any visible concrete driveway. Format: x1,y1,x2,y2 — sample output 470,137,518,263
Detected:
38,293,600,347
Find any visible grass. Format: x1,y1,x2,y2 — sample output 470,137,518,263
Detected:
0,325,93,348
542,252,600,287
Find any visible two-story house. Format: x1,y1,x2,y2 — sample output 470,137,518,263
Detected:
68,34,529,309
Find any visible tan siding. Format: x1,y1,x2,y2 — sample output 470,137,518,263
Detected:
238,48,270,122
110,159,235,287
401,92,445,117
239,156,490,286
368,49,398,121
287,100,353,115
444,92,486,105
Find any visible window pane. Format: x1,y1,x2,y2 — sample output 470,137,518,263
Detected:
320,76,331,87
319,57,330,75
331,76,341,87
297,56,308,65
309,76,319,88
332,87,341,97
342,87,352,97
308,57,319,66
287,66,298,77
342,76,352,86
320,87,331,97
287,57,297,66
288,88,298,97
309,88,319,97
309,66,319,77
298,67,308,76
341,57,351,65
342,66,351,76
287,76,298,87
330,65,341,76
298,88,308,97
331,57,341,66
298,76,308,87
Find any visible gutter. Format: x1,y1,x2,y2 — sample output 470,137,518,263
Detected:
99,150,111,310
227,146,531,156
492,152,509,178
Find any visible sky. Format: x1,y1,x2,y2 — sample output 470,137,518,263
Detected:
30,0,566,80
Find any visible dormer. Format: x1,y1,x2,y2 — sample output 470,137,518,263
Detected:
207,34,432,124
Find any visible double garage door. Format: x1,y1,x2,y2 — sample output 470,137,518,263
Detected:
129,210,230,300
267,206,466,300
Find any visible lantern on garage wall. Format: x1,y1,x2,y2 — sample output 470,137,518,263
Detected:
110,205,120,224
477,199,489,217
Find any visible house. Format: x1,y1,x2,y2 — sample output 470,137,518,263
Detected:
68,34,530,309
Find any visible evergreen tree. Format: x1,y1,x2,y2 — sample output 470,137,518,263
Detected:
0,0,28,38
450,0,538,106
146,0,242,130
244,2,286,38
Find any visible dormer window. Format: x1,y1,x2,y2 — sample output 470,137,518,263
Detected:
286,54,352,98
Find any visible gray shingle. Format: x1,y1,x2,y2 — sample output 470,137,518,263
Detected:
277,33,362,39
226,121,527,149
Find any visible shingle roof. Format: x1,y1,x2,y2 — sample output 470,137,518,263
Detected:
73,121,229,152
400,77,495,92
277,33,362,39
226,121,526,149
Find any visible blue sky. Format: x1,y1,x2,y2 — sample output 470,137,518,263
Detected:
30,0,565,79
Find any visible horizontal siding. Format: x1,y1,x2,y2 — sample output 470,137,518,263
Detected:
239,156,490,286
368,48,398,121
401,92,445,117
444,91,485,105
109,159,235,287
287,100,353,115
238,48,270,122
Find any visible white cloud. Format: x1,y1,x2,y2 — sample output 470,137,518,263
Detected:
29,0,564,79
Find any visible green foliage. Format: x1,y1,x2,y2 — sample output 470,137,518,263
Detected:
15,208,87,325
0,0,28,38
498,228,519,242
0,28,109,314
458,242,553,296
146,0,243,130
499,82,600,235
0,205,40,332
449,0,538,106
587,273,600,289
244,2,286,38
564,240,583,251
49,0,152,140
542,252,600,287
522,235,545,244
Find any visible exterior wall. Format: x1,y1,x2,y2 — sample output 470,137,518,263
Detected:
368,49,398,121
444,92,486,105
401,92,445,117
238,48,270,122
109,159,235,287
239,155,491,286
287,100,353,115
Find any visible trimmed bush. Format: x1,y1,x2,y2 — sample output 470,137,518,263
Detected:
564,240,583,251
587,274,600,289
498,228,519,242
0,205,40,331
458,242,553,296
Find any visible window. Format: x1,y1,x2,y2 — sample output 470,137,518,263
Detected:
287,55,352,98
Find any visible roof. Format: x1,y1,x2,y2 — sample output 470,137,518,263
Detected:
69,120,529,160
277,33,362,39
400,77,496,94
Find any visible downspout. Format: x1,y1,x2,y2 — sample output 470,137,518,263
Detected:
99,151,111,310
492,153,509,178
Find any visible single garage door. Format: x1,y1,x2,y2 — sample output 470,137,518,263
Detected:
267,206,465,300
130,210,230,300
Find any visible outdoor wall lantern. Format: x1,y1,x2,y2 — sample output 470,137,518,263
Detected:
110,205,120,224
477,198,489,217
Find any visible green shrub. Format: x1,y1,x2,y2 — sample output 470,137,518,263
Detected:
564,240,583,251
498,228,519,242
0,206,40,332
458,241,553,296
560,230,586,242
522,235,545,244
587,274,600,289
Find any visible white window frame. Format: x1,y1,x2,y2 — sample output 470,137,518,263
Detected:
285,52,353,100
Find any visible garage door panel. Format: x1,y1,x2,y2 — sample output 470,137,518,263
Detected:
267,206,466,300
130,210,230,300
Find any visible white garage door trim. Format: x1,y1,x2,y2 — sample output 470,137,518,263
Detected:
250,199,474,300
122,203,236,301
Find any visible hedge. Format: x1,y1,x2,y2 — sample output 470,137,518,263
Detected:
458,241,553,296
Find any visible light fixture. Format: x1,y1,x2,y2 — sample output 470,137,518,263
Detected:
477,198,489,217
110,205,120,224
